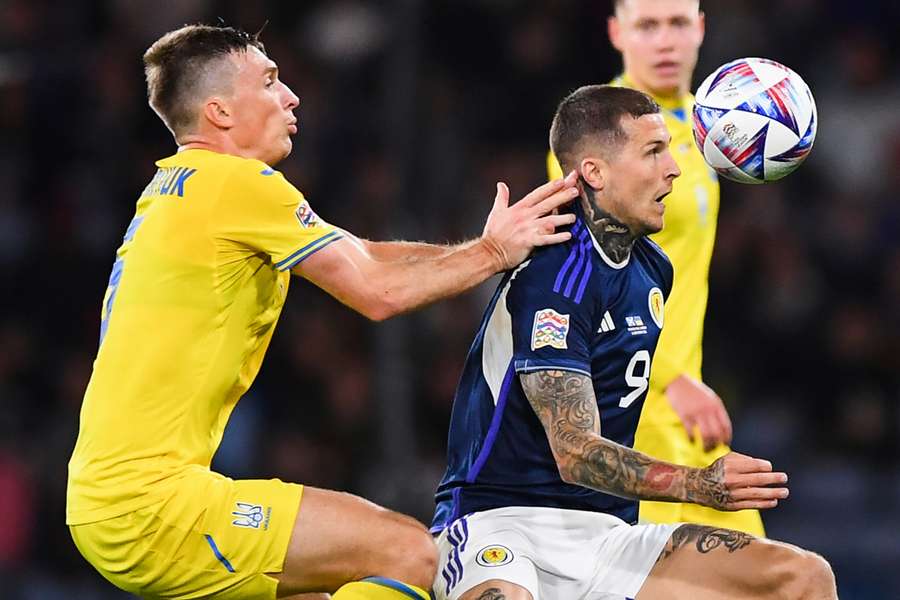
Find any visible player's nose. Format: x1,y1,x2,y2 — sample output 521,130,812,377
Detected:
282,83,299,110
665,153,681,180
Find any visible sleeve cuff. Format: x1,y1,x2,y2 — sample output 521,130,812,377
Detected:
514,358,591,377
275,230,343,271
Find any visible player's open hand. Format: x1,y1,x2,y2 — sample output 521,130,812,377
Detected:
480,171,579,271
689,451,789,511
666,374,733,452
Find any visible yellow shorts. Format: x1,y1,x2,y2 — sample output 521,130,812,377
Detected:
635,391,766,537
70,470,302,599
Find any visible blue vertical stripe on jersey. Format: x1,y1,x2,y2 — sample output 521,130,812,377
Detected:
562,226,591,299
466,362,515,485
563,236,587,298
573,239,594,304
553,221,583,293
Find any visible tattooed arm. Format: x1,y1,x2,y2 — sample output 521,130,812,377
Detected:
520,369,789,511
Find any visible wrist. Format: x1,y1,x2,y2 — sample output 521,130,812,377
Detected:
477,236,509,273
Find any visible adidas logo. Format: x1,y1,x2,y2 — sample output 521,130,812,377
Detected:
598,311,615,333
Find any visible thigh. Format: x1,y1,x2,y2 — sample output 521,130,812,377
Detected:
274,486,437,595
636,524,801,599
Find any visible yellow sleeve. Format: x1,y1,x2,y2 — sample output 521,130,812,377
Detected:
547,150,564,181
216,162,342,270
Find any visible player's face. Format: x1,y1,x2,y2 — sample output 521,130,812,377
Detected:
601,113,680,235
226,47,300,165
609,0,705,96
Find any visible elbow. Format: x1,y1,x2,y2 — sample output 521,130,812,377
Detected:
553,451,578,485
360,294,405,322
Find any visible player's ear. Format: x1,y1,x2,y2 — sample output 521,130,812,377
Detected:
203,98,233,130
608,16,622,52
697,11,706,44
580,157,606,192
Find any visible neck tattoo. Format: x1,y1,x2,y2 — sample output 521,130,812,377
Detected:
580,183,636,264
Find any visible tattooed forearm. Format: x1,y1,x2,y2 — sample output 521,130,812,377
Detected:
655,525,754,563
520,370,733,508
474,588,507,600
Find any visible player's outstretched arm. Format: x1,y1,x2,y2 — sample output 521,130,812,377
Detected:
294,175,578,320
520,369,789,511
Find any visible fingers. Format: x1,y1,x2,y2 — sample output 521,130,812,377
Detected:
720,407,734,445
533,231,574,246
728,485,789,502
531,185,579,215
518,172,579,209
494,182,510,210
726,499,781,511
724,452,773,474
538,213,577,230
731,471,788,488
697,414,720,451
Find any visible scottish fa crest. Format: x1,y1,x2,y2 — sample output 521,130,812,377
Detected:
648,287,664,329
476,544,514,567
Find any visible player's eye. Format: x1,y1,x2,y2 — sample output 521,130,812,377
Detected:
265,78,276,88
637,20,657,32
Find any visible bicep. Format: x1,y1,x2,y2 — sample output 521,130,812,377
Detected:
519,369,601,450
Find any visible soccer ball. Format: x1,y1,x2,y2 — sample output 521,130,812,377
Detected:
692,58,817,184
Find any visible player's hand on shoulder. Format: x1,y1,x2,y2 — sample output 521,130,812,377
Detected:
696,451,789,512
666,374,733,451
480,171,579,271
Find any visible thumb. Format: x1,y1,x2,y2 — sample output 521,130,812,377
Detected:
494,182,510,209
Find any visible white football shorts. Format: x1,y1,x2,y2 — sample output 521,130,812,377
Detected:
433,506,679,600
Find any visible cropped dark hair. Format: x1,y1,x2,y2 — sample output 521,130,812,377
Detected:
549,85,659,172
143,24,265,136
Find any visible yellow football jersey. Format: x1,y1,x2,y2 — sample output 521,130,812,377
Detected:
67,149,341,525
547,75,720,426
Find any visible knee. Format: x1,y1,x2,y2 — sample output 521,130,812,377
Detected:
764,545,836,600
792,551,837,600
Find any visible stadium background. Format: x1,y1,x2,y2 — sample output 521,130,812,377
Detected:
1,0,898,597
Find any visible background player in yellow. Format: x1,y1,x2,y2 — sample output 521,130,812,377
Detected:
548,0,764,536
66,24,579,600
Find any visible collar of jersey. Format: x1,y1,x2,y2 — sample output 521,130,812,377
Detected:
612,73,692,115
576,210,631,270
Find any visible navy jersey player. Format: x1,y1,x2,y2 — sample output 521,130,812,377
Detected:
431,86,837,600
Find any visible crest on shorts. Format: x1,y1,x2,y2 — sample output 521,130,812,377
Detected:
648,287,664,329
295,200,320,228
531,308,569,350
476,544,514,567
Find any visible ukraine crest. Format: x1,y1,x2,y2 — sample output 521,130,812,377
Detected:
476,545,514,567
531,308,569,350
648,287,664,328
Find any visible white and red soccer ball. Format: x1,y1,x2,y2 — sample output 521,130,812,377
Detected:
692,57,817,184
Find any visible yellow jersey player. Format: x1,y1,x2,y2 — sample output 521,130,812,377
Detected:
67,24,578,600
548,0,764,536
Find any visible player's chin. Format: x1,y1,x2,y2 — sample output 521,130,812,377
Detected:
641,215,664,235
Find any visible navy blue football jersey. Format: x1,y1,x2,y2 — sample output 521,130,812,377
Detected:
432,212,673,532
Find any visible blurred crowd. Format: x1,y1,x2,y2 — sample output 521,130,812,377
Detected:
0,0,898,598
